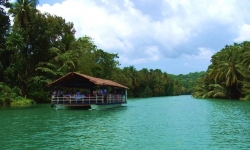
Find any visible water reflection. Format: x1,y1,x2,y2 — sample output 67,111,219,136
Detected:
204,99,250,149
1,96,250,149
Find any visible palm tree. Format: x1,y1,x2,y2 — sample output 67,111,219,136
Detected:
123,66,140,87
8,0,39,28
122,66,140,96
153,74,167,95
192,78,207,98
205,83,228,98
73,36,97,76
35,32,78,82
208,44,244,98
138,68,150,86
241,41,250,69
36,34,77,75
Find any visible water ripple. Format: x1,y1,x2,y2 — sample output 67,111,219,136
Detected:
1,96,250,149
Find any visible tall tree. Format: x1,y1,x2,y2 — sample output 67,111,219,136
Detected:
240,41,250,99
7,0,39,28
92,49,119,79
192,42,250,99
208,44,244,98
0,0,10,81
35,14,77,79
242,41,250,69
0,0,10,46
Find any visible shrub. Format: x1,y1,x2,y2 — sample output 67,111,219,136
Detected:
11,96,35,106
0,82,35,106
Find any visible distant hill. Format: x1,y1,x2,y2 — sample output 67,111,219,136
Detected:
168,71,206,94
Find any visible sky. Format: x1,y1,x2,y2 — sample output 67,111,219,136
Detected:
34,0,250,74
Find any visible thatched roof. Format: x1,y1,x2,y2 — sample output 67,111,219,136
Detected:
46,72,129,89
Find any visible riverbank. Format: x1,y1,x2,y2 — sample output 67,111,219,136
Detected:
0,97,35,106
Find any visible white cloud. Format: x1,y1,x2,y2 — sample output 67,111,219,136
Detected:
37,0,250,74
234,24,250,42
119,56,147,65
145,46,161,61
37,0,194,53
119,46,160,65
183,47,215,60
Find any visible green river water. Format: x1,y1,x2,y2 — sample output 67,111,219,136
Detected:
1,95,250,150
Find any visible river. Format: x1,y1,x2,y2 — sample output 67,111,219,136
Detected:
1,95,250,150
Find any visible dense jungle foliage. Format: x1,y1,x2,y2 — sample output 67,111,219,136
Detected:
0,0,204,105
192,42,250,100
169,72,206,95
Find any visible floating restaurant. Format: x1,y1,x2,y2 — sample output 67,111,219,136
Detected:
47,72,129,110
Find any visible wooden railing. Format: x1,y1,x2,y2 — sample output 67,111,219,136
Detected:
51,94,126,104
